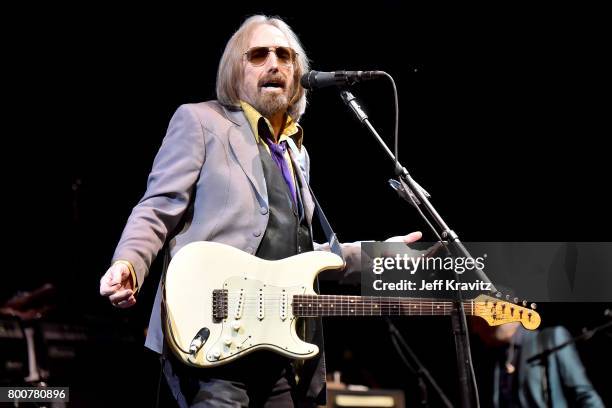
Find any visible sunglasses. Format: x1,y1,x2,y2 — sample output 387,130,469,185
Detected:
244,46,297,67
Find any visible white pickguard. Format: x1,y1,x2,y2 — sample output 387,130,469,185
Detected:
163,241,345,368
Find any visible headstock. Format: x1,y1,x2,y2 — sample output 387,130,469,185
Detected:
472,294,541,330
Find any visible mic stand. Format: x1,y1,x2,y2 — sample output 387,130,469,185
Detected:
387,318,454,407
526,316,612,365
340,89,496,408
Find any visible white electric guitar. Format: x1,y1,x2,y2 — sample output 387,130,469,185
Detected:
163,241,541,368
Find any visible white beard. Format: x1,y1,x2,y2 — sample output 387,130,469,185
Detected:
247,90,288,118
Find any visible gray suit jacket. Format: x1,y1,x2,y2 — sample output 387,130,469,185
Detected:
112,101,361,404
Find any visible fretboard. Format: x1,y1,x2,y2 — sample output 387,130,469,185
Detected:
292,295,474,317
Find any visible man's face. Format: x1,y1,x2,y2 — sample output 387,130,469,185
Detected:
240,24,295,118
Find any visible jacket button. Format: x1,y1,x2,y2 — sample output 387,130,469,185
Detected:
253,231,261,237
260,207,268,215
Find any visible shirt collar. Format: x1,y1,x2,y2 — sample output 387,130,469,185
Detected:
239,100,303,148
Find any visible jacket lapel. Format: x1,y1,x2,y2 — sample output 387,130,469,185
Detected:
224,106,268,205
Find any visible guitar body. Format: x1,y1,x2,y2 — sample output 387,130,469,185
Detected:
163,241,345,368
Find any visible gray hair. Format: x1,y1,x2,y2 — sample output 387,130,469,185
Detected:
216,15,310,121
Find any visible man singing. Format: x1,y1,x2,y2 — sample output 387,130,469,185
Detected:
99,15,421,407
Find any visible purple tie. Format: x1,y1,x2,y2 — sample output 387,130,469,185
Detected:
264,137,297,206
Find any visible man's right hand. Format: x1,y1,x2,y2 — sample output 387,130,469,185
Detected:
99,263,136,308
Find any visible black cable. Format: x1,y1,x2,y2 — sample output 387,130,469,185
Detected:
387,318,454,408
154,355,165,408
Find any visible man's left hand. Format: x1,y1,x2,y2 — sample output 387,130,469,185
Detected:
384,231,422,244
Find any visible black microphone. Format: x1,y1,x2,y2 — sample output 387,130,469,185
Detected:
300,70,385,89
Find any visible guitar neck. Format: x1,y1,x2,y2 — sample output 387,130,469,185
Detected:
293,294,474,317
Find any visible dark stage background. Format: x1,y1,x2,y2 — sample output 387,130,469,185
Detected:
4,3,611,407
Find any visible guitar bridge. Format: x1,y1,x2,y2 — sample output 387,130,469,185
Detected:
212,289,228,322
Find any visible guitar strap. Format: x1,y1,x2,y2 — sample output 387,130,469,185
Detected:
307,184,345,263
288,137,344,263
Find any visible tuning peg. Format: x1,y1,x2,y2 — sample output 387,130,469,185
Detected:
531,303,537,310
496,292,502,298
513,297,519,304
506,294,511,301
522,300,527,307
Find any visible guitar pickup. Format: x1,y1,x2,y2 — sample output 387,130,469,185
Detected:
234,289,244,319
212,289,228,322
280,290,288,321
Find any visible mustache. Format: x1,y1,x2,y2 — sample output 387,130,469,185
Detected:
258,74,287,88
